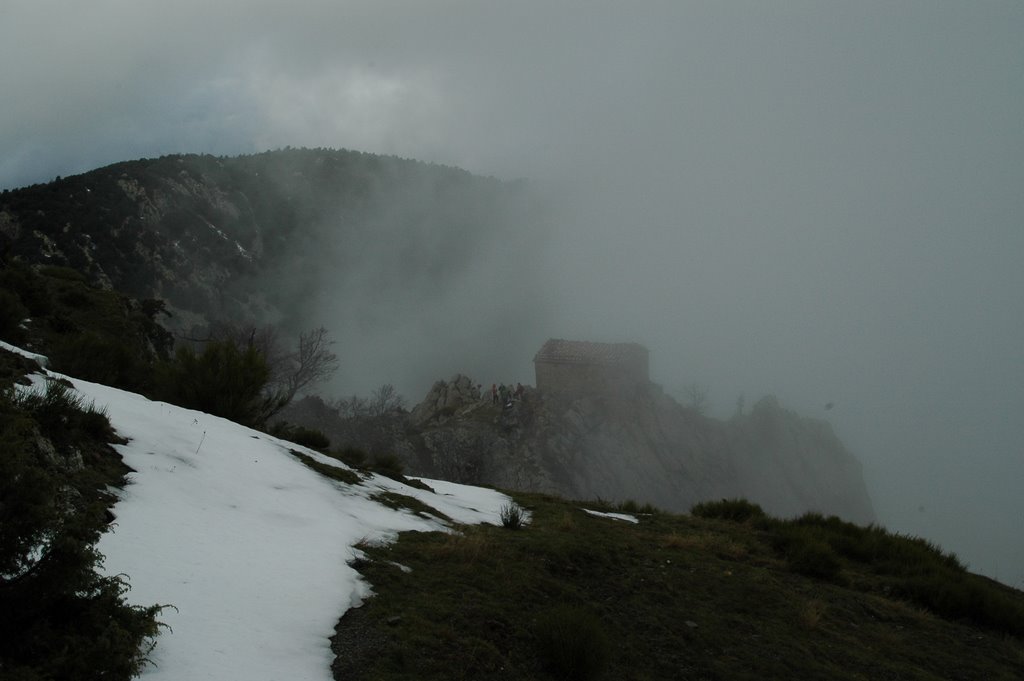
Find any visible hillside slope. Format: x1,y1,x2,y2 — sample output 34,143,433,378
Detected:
340,494,1024,680
4,343,1022,680
0,149,541,336
0,342,511,680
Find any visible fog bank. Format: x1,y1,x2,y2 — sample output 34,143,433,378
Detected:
3,2,1022,585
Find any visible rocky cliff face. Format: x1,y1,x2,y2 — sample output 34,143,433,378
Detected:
285,377,875,524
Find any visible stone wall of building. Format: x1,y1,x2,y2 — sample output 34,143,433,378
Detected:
534,339,649,398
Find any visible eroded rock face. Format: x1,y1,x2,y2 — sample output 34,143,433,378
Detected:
409,374,481,426
292,377,876,524
727,397,875,523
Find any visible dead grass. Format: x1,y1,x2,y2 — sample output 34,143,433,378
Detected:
659,530,748,560
429,531,495,564
554,510,577,531
800,599,828,629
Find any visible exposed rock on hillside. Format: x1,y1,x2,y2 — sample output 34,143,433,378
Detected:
283,378,875,524
727,396,874,522
409,374,480,426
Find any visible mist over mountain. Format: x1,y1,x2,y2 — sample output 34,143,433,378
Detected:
0,149,553,393
1,149,878,522
2,141,1021,586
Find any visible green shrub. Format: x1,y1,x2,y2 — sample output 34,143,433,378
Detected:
0,379,162,680
268,422,331,451
762,512,1024,635
0,289,29,343
38,265,86,281
617,499,659,514
691,498,767,523
370,452,405,480
58,287,91,308
288,426,330,451
0,263,52,316
782,531,843,582
335,446,367,468
12,378,116,445
48,332,150,393
617,499,641,513
534,605,611,681
897,572,1024,636
156,340,284,428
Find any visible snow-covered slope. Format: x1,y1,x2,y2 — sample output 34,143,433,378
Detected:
9,344,510,680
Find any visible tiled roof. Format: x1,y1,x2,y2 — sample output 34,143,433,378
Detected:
533,339,647,366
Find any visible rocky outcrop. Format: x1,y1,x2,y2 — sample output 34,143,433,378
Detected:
727,396,874,523
294,377,875,524
409,374,481,426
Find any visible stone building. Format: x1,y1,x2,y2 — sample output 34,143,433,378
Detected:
533,339,649,397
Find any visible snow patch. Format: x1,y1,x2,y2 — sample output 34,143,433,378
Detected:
582,508,640,524
3,344,512,681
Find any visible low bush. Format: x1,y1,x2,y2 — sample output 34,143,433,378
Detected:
0,263,53,316
335,446,367,468
780,531,843,582
12,378,116,445
771,512,1024,635
370,452,405,480
0,289,29,343
289,426,330,451
0,376,162,680
48,332,150,394
691,498,767,523
897,572,1024,636
269,422,331,451
534,605,611,681
155,340,284,428
617,499,660,514
38,265,86,281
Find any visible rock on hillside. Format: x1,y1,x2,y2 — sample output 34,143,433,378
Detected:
727,396,874,522
283,378,875,524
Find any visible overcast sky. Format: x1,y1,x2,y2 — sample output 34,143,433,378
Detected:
3,1,1023,585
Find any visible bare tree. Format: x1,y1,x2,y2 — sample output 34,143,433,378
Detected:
332,394,369,419
206,322,339,417
734,393,746,419
368,383,405,416
205,322,287,372
279,326,339,404
686,383,711,415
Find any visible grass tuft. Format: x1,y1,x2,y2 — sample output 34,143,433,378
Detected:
500,502,527,530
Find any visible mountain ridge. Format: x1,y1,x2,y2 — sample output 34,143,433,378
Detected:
0,148,538,336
